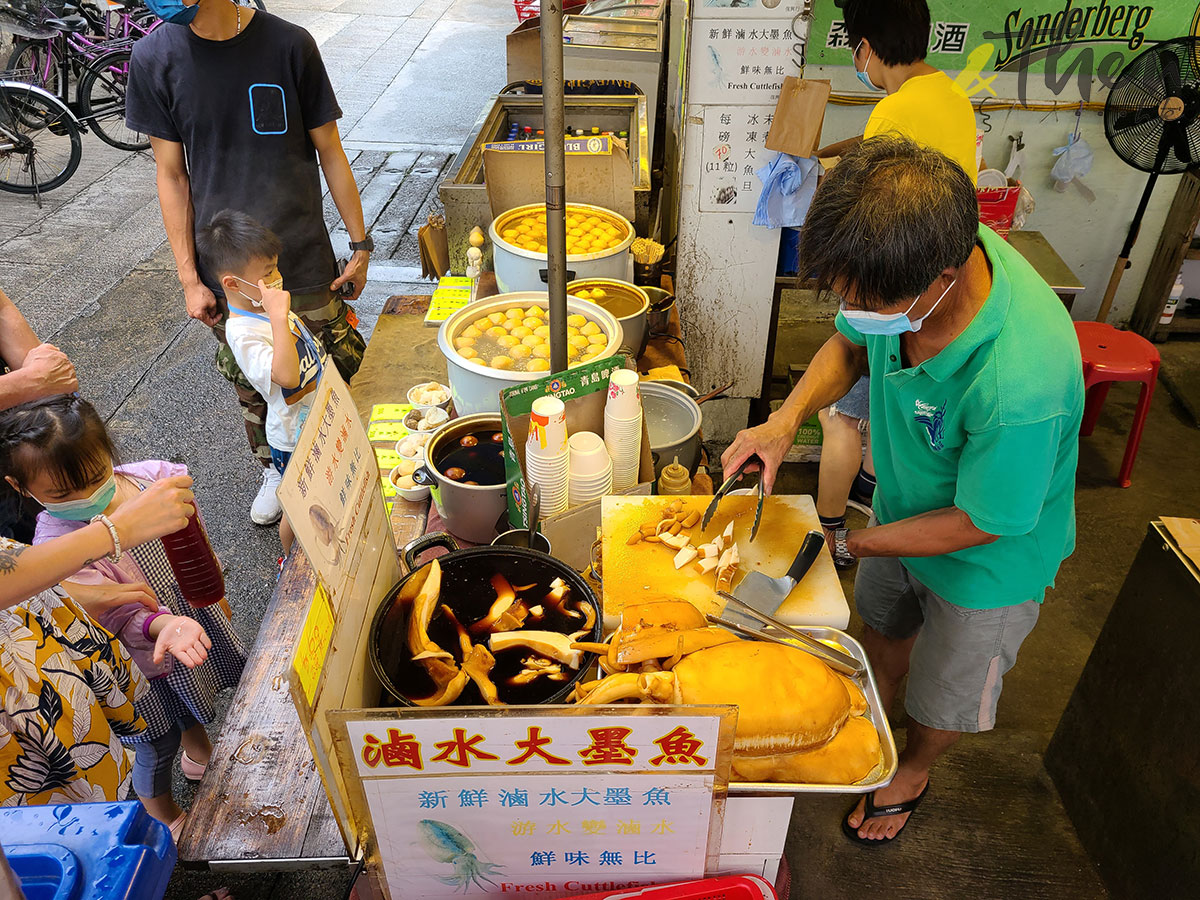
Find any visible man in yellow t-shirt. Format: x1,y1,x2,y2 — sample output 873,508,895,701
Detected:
818,0,978,183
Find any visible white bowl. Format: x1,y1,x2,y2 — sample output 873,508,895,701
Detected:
407,381,452,411
389,463,430,501
404,406,449,433
395,432,432,461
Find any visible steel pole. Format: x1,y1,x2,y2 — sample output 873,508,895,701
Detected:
540,0,569,373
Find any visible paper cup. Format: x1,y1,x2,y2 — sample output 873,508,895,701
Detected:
606,369,642,419
568,431,611,477
528,396,568,456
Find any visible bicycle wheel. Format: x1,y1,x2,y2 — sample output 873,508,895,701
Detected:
5,39,64,96
77,47,147,151
0,82,82,194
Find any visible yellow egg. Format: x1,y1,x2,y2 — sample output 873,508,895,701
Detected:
505,317,523,332
567,314,586,328
566,215,581,227
585,216,601,226
580,351,600,363
517,224,532,235
536,213,547,224
526,307,544,318
521,334,542,348
568,227,584,238
487,326,508,339
505,308,525,319
454,337,476,350
459,347,478,360
527,358,550,372
461,325,482,339
573,289,591,300
488,312,507,326
569,335,590,349
536,244,547,254
567,326,579,338
588,333,608,346
590,288,607,299
502,228,519,240
532,344,551,359
473,317,491,331
521,318,541,329
581,322,601,336
491,356,514,370
534,325,550,337
497,335,519,349
510,344,532,360
511,325,533,339
567,343,581,359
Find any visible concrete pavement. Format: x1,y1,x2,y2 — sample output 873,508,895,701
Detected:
0,1,513,896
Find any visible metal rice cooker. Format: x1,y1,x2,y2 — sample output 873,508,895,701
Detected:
566,277,649,358
640,380,703,476
436,292,623,416
413,414,509,544
489,202,635,293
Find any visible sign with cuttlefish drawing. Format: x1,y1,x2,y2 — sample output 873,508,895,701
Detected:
329,707,736,900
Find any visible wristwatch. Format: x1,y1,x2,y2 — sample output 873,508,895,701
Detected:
348,235,375,253
832,528,855,564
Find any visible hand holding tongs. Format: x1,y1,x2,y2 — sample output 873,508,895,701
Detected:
702,453,765,540
711,590,865,677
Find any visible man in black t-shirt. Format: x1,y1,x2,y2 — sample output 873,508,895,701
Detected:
127,0,371,527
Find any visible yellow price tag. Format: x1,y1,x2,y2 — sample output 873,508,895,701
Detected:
370,403,412,422
293,581,335,705
367,421,409,442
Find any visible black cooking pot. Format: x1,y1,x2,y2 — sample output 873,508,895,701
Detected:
369,532,602,707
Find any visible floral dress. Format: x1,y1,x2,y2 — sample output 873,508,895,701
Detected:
0,539,148,806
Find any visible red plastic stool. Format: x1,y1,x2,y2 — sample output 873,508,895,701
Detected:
1074,321,1160,488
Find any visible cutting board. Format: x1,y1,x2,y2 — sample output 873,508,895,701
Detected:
601,494,849,629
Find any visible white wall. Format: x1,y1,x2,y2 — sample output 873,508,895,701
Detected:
810,65,1176,325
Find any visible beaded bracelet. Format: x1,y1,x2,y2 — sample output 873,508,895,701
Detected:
90,513,122,562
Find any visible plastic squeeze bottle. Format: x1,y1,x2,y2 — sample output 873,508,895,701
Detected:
159,501,226,608
657,456,692,495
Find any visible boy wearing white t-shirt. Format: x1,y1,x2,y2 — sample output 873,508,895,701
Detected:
197,210,327,554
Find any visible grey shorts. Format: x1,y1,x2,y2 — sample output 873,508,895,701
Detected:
830,375,870,421
854,555,1039,733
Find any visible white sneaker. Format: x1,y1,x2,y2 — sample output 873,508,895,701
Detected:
251,467,283,525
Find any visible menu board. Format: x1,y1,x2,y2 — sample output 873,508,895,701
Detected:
688,19,799,105
698,105,775,213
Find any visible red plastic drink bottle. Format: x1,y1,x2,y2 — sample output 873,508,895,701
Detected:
159,501,225,608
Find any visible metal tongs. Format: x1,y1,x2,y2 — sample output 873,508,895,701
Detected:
710,590,865,677
702,453,765,540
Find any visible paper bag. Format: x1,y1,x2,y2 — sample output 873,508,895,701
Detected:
765,77,831,158
418,214,450,279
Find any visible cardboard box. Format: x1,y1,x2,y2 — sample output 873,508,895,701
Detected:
500,355,654,529
483,135,636,224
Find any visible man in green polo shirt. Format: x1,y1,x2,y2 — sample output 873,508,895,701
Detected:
723,135,1083,845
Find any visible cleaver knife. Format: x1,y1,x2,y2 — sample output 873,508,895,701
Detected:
730,530,826,616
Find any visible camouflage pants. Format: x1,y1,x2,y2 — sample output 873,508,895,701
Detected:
213,289,366,465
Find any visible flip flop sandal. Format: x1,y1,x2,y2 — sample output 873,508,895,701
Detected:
181,751,207,782
841,780,930,846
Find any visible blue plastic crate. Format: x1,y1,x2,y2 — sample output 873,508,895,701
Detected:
0,801,175,900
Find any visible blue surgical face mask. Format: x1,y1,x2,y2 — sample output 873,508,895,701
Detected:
854,40,884,92
841,279,957,336
143,0,199,26
34,473,118,521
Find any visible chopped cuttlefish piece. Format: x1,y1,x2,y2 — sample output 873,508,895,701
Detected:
673,546,699,569
491,630,583,668
470,574,518,634
699,543,719,559
659,532,690,550
696,556,719,575
463,644,504,706
722,521,735,543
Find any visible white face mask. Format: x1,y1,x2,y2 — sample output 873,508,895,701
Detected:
231,274,284,308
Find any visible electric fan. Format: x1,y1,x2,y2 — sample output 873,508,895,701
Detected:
1097,37,1200,321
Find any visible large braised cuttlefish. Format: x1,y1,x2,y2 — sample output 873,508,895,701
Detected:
405,560,471,706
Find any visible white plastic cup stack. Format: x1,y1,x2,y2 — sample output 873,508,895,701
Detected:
568,431,613,506
526,396,569,516
604,368,643,492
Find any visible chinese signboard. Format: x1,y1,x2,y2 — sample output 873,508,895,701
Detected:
695,0,807,18
294,580,334,705
808,1,1200,99
699,106,773,213
333,709,735,900
688,19,799,105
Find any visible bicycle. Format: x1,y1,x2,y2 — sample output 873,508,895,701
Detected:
0,76,82,200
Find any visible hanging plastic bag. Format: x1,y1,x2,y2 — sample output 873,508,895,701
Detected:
1051,133,1094,191
753,153,821,229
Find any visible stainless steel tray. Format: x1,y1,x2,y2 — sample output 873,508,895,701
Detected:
728,626,898,796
